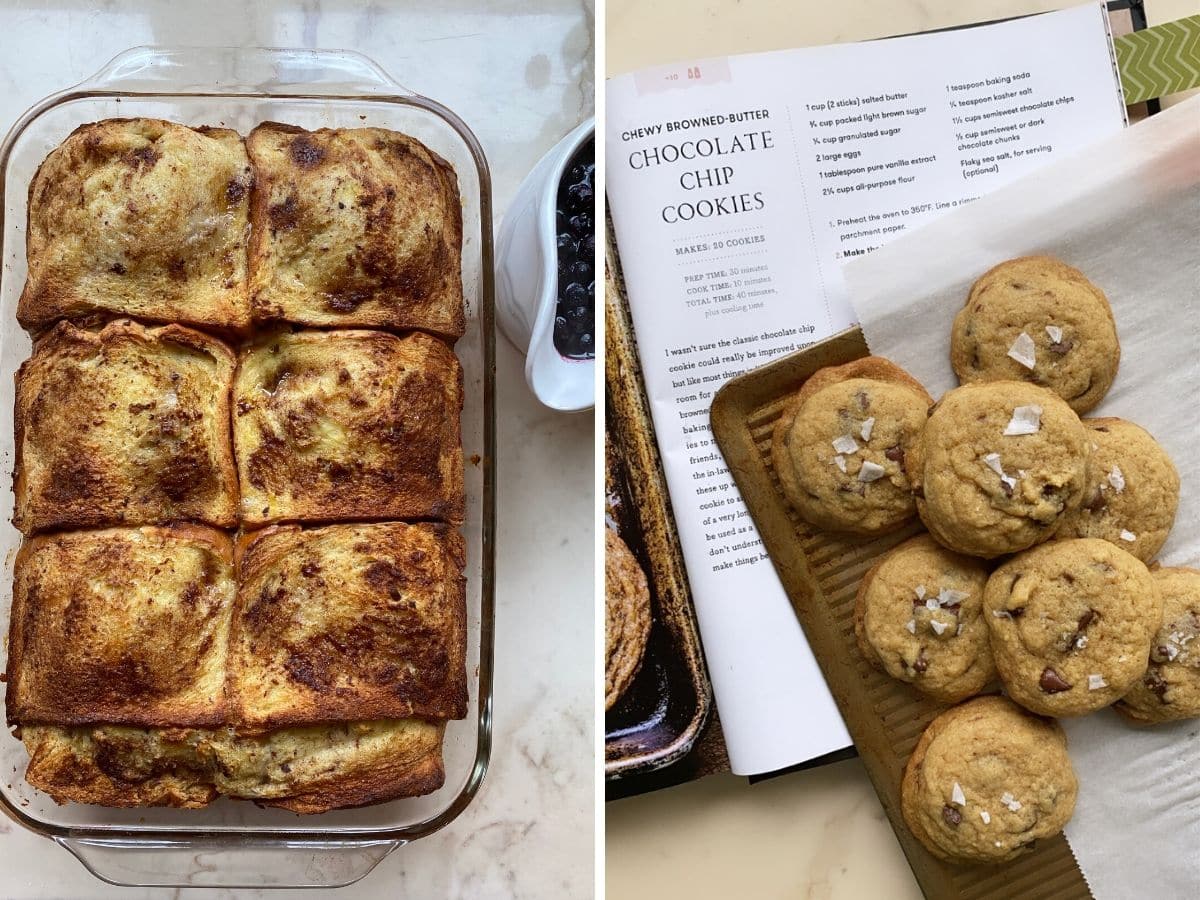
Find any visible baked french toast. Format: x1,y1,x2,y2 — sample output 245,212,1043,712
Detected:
20,718,446,813
6,525,235,729
230,522,468,727
18,118,251,332
14,318,238,533
7,118,471,814
233,329,464,526
247,123,464,339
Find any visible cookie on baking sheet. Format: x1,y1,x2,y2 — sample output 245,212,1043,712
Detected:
984,538,1162,717
1116,567,1200,725
950,256,1118,414
854,534,994,703
605,528,651,711
909,381,1090,558
901,695,1077,864
770,356,932,536
1057,418,1180,563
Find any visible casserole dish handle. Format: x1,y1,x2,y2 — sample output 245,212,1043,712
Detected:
58,835,399,889
68,45,418,98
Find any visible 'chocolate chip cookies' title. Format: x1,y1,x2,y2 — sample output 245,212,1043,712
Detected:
622,111,774,224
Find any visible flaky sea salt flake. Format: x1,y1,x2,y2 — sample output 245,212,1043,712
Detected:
1000,792,1021,812
860,417,875,442
983,452,1020,491
1004,405,1043,436
1108,465,1125,493
1007,332,1037,369
1120,530,1137,542
833,454,848,473
931,620,949,635
1088,674,1108,691
980,810,991,825
926,598,940,611
938,587,969,606
1045,324,1063,343
905,620,916,634
859,460,886,482
951,782,966,806
992,610,1012,619
832,435,859,455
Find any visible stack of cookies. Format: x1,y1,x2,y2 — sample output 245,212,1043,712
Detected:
771,255,1198,864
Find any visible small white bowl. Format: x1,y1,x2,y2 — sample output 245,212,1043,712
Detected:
496,117,595,412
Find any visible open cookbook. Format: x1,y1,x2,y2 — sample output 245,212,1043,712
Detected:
604,2,1131,778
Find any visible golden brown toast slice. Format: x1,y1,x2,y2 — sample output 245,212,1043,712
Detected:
230,522,468,727
20,719,446,813
18,118,251,332
13,318,238,534
233,329,464,526
247,123,464,339
6,525,235,729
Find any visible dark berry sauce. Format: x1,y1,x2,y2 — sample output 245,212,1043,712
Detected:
553,138,595,360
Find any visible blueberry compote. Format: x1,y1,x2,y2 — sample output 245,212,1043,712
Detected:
553,138,595,360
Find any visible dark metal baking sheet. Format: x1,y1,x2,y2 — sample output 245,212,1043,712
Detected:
604,254,711,780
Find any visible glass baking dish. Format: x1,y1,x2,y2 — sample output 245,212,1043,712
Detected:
0,46,495,889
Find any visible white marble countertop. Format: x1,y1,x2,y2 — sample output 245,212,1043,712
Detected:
605,0,1196,898
0,1,595,897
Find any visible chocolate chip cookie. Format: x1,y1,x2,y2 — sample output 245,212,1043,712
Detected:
1116,567,1200,724
910,381,1091,558
950,256,1119,413
984,538,1162,717
901,695,1078,864
1057,418,1180,562
854,535,994,702
771,356,932,536
605,527,651,711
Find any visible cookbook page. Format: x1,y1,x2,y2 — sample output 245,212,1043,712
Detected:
605,2,1126,775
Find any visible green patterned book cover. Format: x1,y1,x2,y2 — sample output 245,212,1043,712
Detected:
1114,15,1200,104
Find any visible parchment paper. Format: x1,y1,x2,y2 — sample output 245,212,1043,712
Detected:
844,96,1200,900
